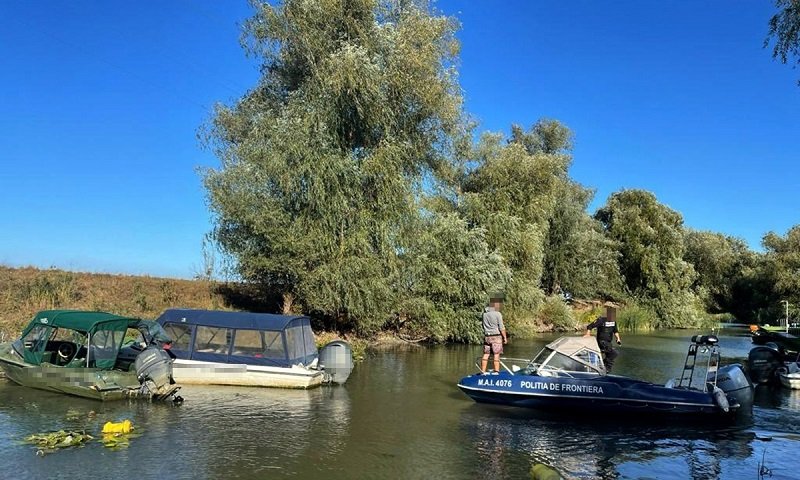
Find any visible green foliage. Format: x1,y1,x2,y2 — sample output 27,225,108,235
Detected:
616,304,655,331
683,230,755,314
24,430,93,455
510,119,573,155
761,225,800,319
595,189,706,327
395,213,510,342
197,0,793,339
766,0,800,85
460,127,570,317
542,184,623,300
204,0,510,339
536,295,576,332
576,306,603,328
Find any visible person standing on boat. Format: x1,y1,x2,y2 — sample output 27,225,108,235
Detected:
584,305,622,372
481,298,508,374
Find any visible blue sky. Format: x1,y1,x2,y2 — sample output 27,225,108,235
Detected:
1,1,798,278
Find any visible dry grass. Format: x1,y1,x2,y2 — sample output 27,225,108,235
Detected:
0,265,231,338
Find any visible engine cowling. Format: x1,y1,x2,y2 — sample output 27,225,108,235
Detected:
318,341,354,385
134,347,180,400
747,343,784,385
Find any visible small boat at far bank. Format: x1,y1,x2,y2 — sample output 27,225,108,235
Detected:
156,309,353,389
458,335,753,419
750,326,800,351
780,362,800,389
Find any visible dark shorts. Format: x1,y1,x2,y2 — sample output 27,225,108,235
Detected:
484,335,503,355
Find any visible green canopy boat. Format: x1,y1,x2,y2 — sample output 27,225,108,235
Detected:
0,310,181,401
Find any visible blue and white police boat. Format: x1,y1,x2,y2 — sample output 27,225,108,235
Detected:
457,335,753,418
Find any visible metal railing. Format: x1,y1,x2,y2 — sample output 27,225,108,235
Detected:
472,356,532,374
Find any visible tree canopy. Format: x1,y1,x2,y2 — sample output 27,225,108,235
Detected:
595,190,702,327
766,0,800,85
204,0,508,338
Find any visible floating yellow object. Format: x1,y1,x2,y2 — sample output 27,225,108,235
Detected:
530,463,562,480
102,420,133,434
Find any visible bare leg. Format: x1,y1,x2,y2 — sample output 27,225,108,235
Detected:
481,353,489,373
493,353,501,373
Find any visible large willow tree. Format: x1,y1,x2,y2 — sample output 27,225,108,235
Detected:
595,190,704,327
457,121,574,322
203,0,484,333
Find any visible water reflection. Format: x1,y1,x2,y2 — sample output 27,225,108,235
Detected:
1,330,799,480
174,385,352,478
461,403,756,479
0,381,351,480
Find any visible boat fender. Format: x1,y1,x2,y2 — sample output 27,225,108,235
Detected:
712,386,729,413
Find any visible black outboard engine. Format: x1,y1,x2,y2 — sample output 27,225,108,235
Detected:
134,347,180,400
318,341,354,385
691,334,718,345
748,343,785,385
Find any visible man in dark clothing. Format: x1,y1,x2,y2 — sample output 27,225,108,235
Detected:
584,306,622,372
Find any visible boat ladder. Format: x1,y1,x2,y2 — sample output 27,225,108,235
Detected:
677,335,720,392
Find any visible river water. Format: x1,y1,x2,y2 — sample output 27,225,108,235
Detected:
1,330,799,479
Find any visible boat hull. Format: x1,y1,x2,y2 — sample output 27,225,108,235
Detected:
780,373,800,389
778,362,800,389
0,346,141,401
170,359,324,389
458,371,745,417
751,328,800,351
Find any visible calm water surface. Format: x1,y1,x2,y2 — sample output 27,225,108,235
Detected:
2,330,799,479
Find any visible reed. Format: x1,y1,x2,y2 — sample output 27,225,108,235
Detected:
616,305,656,332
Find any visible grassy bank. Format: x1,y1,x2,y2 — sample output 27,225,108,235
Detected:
0,266,231,338
0,266,369,358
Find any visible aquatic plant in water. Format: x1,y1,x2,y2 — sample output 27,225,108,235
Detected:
24,430,94,455
23,418,138,454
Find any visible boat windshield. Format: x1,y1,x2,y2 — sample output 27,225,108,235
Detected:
12,324,51,364
532,347,604,374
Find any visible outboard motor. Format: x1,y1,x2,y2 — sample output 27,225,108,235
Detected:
134,347,180,400
747,343,785,385
707,364,754,412
318,340,354,385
